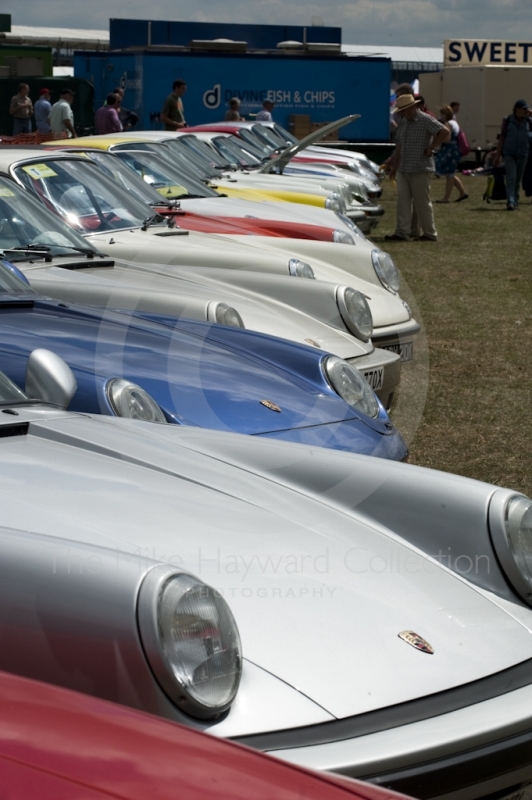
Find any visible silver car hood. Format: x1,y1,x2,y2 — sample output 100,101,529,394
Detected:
2,411,531,726
22,261,372,359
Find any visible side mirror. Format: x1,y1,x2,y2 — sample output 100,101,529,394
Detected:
25,349,77,409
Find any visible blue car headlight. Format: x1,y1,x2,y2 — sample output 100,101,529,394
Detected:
323,356,379,418
106,379,167,423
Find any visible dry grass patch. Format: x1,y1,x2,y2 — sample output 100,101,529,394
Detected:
379,174,532,495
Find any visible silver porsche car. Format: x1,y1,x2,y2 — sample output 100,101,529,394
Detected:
0,355,531,800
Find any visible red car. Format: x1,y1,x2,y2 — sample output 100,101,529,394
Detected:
0,669,414,800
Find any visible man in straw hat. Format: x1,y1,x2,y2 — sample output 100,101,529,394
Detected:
385,94,449,241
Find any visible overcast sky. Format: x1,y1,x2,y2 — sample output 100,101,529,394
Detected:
11,0,532,47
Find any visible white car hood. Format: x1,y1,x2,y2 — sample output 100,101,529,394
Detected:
2,413,531,725
85,229,410,329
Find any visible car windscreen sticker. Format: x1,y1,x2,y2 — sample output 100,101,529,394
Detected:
0,187,15,197
156,185,187,198
22,164,58,179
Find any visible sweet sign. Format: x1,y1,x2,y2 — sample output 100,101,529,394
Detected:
445,39,532,66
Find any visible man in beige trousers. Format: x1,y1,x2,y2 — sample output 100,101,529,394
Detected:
385,94,450,242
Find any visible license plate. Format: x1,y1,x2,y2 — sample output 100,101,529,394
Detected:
382,341,414,362
362,366,384,391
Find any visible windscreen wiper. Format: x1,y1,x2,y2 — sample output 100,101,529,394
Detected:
141,213,167,231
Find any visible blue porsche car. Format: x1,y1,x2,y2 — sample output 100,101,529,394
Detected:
0,258,406,460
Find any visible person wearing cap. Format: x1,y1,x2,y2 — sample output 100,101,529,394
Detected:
493,99,532,210
49,89,77,138
34,88,52,134
256,100,275,122
385,94,450,242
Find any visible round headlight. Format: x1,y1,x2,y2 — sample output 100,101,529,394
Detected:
325,193,346,214
490,493,532,604
138,569,242,719
335,213,367,240
106,379,167,423
371,249,401,293
333,230,355,246
336,286,373,341
288,258,315,279
207,301,245,328
323,356,379,418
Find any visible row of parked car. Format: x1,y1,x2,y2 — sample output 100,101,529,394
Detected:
0,117,531,799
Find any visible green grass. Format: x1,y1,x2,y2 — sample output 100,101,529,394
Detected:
378,175,532,495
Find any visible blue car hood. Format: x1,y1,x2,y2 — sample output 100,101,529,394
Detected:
0,297,360,435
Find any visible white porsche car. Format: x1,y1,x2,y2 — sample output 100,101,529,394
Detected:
0,356,531,800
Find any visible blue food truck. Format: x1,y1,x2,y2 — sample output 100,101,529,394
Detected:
74,19,391,141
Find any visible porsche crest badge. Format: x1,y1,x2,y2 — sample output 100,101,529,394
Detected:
398,630,434,654
260,400,281,412
305,338,321,348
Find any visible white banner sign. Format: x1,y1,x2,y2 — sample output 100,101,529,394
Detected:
445,39,532,66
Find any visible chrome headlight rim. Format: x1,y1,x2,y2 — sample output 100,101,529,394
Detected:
206,301,245,328
489,490,532,606
334,212,367,240
332,230,355,246
137,565,243,719
325,192,346,214
336,285,373,342
371,249,401,293
106,378,167,423
323,355,379,419
288,258,315,279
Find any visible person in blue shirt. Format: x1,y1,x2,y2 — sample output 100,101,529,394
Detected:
34,88,52,134
493,99,532,210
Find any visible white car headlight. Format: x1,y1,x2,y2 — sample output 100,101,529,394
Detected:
288,258,315,279
106,379,167,423
325,193,346,214
333,230,355,246
323,356,379,418
371,249,401,293
138,569,243,719
336,286,373,341
335,213,367,240
207,301,245,328
490,493,532,605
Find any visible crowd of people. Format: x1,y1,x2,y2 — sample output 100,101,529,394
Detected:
9,83,76,137
384,83,531,241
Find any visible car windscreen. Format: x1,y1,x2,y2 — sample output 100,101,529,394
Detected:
211,137,262,167
163,139,223,180
272,124,298,145
84,150,164,205
113,150,220,199
0,176,100,261
238,128,273,155
176,135,232,170
13,159,161,233
0,260,36,294
252,124,288,149
0,370,30,404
